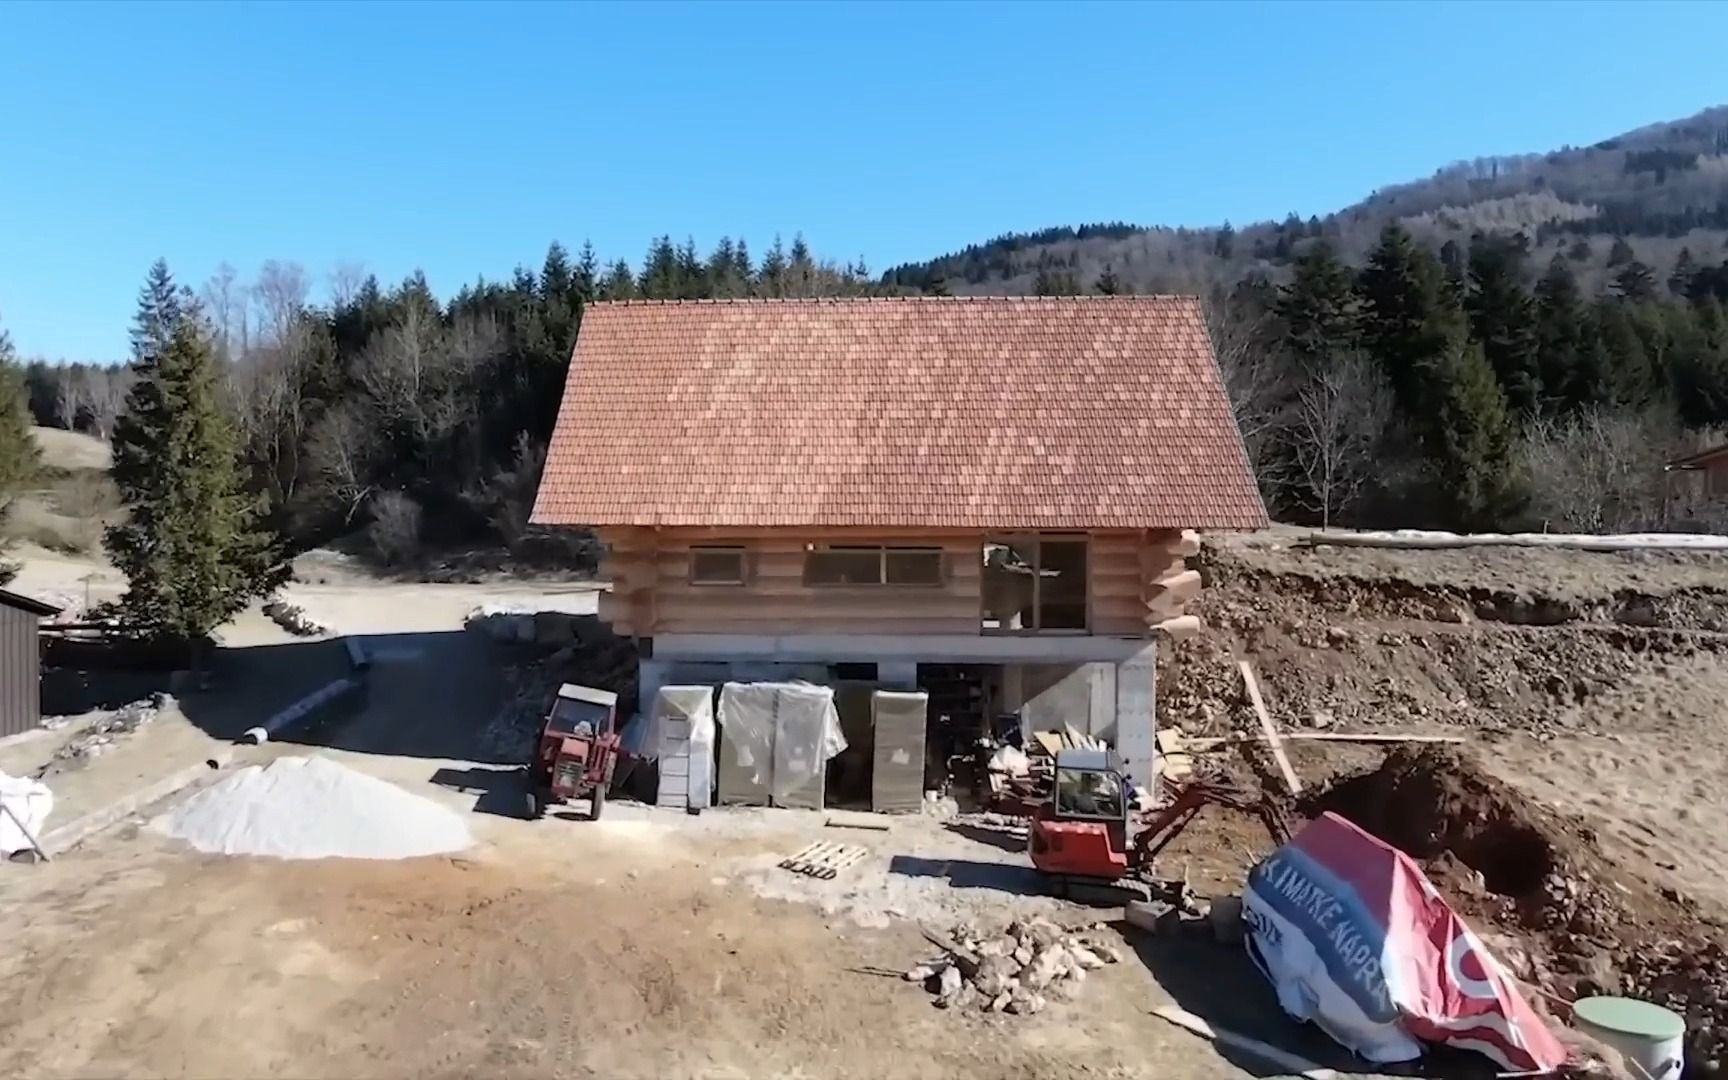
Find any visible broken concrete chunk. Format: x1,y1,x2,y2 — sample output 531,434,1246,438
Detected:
1012,945,1033,966
1125,899,1175,933
938,964,963,996
1070,946,1107,971
988,991,1012,1013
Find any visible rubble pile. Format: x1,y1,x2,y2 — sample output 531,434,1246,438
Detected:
43,694,171,772
907,918,1123,1016
263,598,328,637
478,613,638,761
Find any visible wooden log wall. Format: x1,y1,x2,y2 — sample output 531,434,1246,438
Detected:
598,526,1205,641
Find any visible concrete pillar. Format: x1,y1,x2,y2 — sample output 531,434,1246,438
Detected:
1114,644,1157,791
878,661,918,690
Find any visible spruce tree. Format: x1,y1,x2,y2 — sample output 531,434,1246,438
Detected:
1613,261,1658,302
925,272,952,297
1093,265,1122,295
1608,237,1636,267
106,264,286,644
1466,234,1541,413
1359,224,1460,415
1534,256,1587,411
574,240,599,302
0,320,41,552
1430,337,1521,529
1669,249,1697,298
1277,241,1359,363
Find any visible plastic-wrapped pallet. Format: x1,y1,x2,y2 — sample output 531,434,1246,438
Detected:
716,681,847,810
716,682,776,806
772,683,841,811
653,686,715,812
871,690,928,813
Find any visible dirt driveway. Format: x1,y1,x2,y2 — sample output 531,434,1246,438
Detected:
0,800,1342,1080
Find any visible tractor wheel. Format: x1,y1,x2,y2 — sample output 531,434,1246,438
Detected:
525,788,545,821
587,783,607,821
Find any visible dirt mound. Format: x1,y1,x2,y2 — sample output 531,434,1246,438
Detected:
1309,748,1728,1078
1159,543,1728,739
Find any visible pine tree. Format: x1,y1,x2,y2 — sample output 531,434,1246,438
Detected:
1429,337,1520,529
106,265,286,645
925,272,952,297
731,238,753,289
540,242,572,301
1593,299,1652,405
1358,224,1461,415
1277,241,1359,363
639,236,679,299
1608,237,1636,267
1439,239,1467,305
1613,260,1658,302
676,236,706,299
0,319,41,552
708,237,739,297
1534,256,1594,411
1466,233,1541,413
574,241,599,302
131,258,184,363
1093,265,1123,295
1669,248,1697,298
600,259,635,300
1214,223,1236,259
759,235,788,297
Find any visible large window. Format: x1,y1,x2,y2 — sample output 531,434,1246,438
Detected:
804,545,944,587
981,535,1089,632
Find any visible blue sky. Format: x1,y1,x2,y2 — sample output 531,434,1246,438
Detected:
2,0,1724,360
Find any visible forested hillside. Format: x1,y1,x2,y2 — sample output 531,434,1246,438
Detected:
10,106,1728,563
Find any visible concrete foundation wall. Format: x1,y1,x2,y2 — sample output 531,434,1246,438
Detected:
1002,663,1116,744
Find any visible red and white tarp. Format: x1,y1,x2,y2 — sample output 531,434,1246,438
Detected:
1244,811,1566,1073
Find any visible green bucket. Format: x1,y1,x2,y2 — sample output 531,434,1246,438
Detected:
1572,996,1685,1080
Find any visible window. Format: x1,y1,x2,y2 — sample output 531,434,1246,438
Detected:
690,546,747,585
982,534,1089,632
803,545,945,587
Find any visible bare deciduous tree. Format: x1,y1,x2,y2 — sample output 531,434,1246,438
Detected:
52,366,88,430
1518,408,1671,533
83,366,133,441
304,403,379,525
1289,353,1392,529
200,262,247,361
1199,286,1286,484
328,260,367,308
253,260,310,347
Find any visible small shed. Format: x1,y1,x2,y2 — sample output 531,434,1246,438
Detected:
0,588,62,738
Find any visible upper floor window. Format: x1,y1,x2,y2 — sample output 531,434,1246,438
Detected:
804,545,944,587
982,535,1089,632
690,546,747,585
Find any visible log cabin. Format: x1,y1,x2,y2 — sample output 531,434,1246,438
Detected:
530,296,1267,787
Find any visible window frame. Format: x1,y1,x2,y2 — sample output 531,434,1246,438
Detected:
981,533,1091,635
802,544,947,588
688,545,749,587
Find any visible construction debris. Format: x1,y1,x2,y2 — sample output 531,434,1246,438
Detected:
779,841,869,879
907,918,1122,1015
262,598,328,637
39,695,170,775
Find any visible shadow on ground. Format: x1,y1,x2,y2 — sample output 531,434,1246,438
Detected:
1128,928,1497,1079
944,820,1029,853
888,854,1052,898
430,764,531,818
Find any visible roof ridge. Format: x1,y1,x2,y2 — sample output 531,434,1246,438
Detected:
587,294,1196,307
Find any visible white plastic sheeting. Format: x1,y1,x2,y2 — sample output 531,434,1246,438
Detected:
716,681,846,811
0,771,52,856
653,686,715,811
871,690,928,814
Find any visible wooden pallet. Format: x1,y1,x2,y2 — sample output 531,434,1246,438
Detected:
778,841,870,880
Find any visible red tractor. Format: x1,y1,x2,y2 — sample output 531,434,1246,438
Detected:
524,683,621,821
1029,748,1287,900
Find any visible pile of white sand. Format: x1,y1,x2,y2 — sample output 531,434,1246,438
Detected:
156,756,472,860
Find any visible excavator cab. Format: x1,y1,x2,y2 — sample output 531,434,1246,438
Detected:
1030,749,1134,880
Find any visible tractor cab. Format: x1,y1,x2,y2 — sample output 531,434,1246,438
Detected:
526,684,620,821
1030,748,1134,879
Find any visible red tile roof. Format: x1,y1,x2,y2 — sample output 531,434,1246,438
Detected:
531,297,1268,530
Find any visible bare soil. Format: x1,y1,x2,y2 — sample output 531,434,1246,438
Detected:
1163,533,1728,1077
